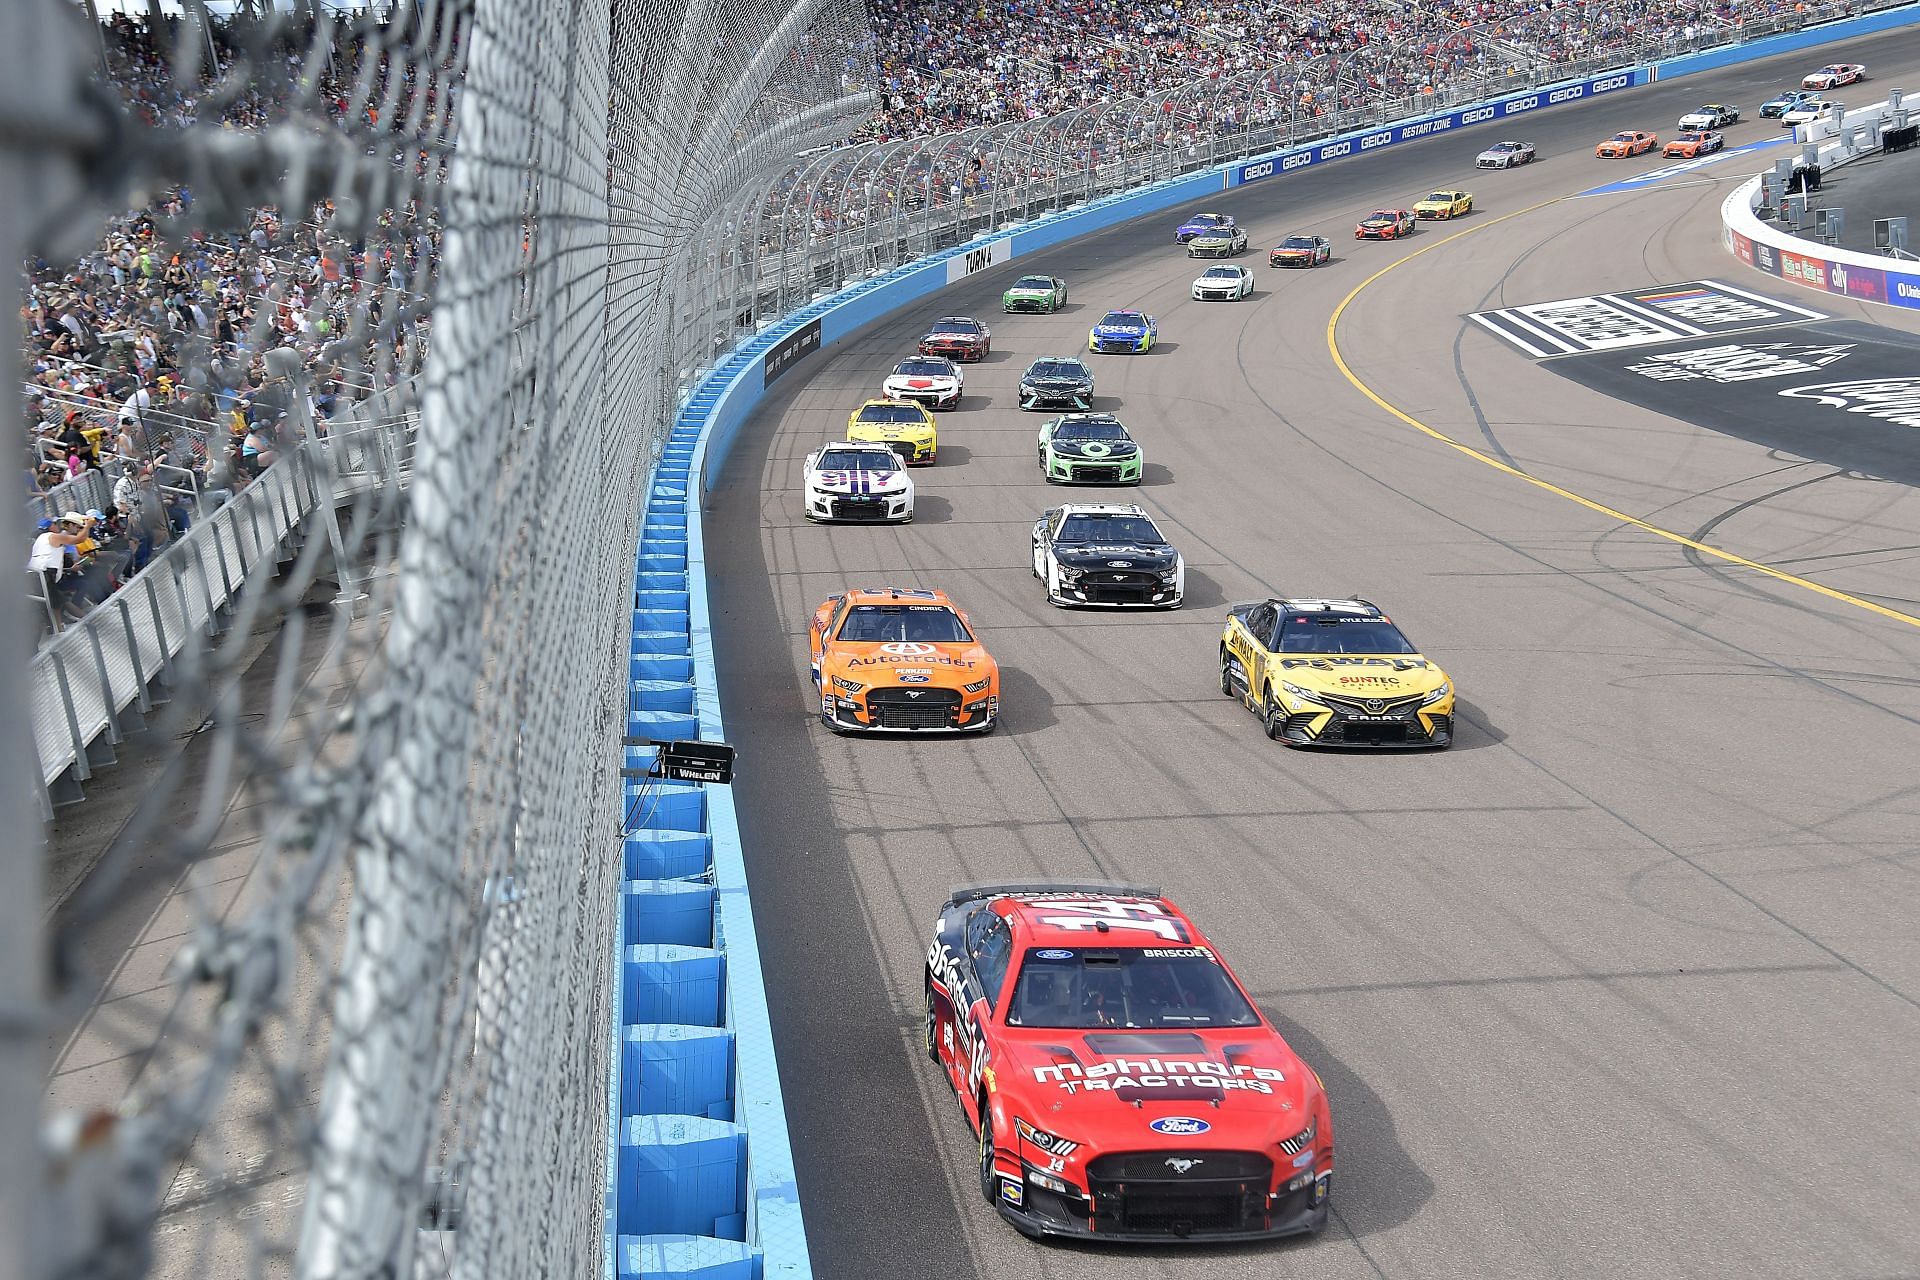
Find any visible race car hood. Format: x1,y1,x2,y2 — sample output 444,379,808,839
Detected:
1475,148,1513,159
1047,438,1138,459
1193,272,1242,285
809,467,903,494
1005,286,1054,297
848,421,932,443
925,329,983,344
1092,320,1149,336
1271,245,1316,255
1177,218,1226,236
1022,375,1093,392
884,375,959,392
1190,233,1236,245
1052,541,1173,571
1356,216,1397,228
821,639,991,682
1270,651,1447,697
992,1027,1317,1137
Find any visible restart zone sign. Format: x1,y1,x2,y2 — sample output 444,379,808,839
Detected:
1228,69,1646,188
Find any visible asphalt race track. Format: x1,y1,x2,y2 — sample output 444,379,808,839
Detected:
708,29,1920,1280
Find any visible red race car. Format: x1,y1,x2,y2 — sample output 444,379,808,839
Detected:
1353,208,1414,240
924,883,1334,1242
918,315,992,362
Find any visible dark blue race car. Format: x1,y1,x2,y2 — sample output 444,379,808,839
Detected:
1174,212,1235,243
1087,309,1157,354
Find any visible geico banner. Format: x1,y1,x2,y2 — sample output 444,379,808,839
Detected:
1232,69,1643,187
946,236,1013,284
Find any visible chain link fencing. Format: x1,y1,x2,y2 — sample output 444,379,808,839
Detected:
9,2,867,1279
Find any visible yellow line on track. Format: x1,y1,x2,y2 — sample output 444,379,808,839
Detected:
1324,200,1920,632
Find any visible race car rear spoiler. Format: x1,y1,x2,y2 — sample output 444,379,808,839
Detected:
945,880,1163,909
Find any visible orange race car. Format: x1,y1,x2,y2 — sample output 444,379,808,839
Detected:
1595,130,1658,158
809,586,1000,734
1662,129,1725,158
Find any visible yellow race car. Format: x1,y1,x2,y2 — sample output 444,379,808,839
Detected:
846,398,937,465
1413,189,1474,220
1219,596,1454,747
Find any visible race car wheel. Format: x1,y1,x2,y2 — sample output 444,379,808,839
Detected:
977,1103,1000,1205
923,981,942,1065
1263,689,1287,741
1219,650,1244,698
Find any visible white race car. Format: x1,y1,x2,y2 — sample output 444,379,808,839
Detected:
1191,264,1255,300
802,441,915,523
1801,62,1865,90
1780,98,1840,126
1475,139,1535,169
1677,103,1741,130
881,356,963,409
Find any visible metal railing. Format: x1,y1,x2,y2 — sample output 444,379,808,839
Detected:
27,408,413,808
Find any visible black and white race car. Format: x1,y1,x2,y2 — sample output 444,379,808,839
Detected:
802,441,915,523
1475,139,1535,169
1017,357,1095,411
1031,502,1184,608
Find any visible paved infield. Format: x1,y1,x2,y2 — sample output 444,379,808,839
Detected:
708,29,1920,1280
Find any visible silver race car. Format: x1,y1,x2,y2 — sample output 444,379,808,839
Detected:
1475,139,1535,169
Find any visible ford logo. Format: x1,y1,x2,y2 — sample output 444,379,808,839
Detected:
1149,1116,1211,1136
1106,561,1132,569
899,673,930,683
1033,948,1074,960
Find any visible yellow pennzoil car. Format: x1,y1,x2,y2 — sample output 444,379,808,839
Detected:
847,398,937,465
809,587,999,733
1219,597,1454,748
1412,189,1474,219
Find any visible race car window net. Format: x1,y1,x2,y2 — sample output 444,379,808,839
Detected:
893,359,954,377
1277,615,1419,655
817,449,898,471
836,604,973,643
857,405,929,424
1057,515,1160,544
1006,949,1259,1030
1054,420,1128,442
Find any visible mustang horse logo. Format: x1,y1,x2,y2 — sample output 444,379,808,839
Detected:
1164,1157,1204,1174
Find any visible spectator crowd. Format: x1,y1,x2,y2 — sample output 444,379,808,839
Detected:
23,8,444,634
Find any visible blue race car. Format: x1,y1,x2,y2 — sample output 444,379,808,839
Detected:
1174,212,1235,244
1759,89,1816,118
1088,309,1158,354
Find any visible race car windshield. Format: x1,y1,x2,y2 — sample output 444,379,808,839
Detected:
836,604,972,644
1028,360,1088,380
1189,214,1227,226
1055,420,1128,442
1007,948,1260,1029
893,359,951,377
1277,615,1419,655
931,320,981,335
1201,267,1240,278
856,405,928,424
817,449,896,471
1012,276,1054,290
1057,514,1161,544
1098,312,1143,327
1279,236,1317,249
1611,133,1635,142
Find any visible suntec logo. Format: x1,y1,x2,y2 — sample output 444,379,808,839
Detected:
1592,74,1630,92
1548,86,1584,104
1461,106,1496,124
1359,131,1393,150
1242,161,1275,181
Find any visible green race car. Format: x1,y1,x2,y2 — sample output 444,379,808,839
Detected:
1037,413,1143,484
1002,274,1067,313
